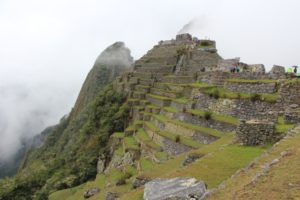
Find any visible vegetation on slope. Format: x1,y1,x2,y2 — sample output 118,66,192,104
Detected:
0,85,129,200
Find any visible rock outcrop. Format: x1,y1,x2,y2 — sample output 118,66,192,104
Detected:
144,178,207,200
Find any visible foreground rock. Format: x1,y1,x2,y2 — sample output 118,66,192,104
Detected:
144,178,207,200
83,188,100,199
133,176,151,189
105,192,119,200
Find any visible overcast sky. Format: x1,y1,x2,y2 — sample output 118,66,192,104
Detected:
0,0,300,161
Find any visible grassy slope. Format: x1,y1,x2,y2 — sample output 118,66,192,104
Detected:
120,134,267,199
209,127,300,200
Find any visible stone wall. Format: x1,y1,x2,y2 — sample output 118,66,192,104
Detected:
224,82,277,94
146,95,171,107
277,80,300,108
284,111,300,124
236,120,276,145
174,112,237,132
170,101,193,111
193,93,277,121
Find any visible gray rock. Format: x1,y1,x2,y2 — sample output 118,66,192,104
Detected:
133,176,151,189
144,178,207,200
83,188,100,199
105,192,119,200
289,104,299,109
97,156,105,174
182,153,203,166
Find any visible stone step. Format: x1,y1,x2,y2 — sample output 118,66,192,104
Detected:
135,85,151,93
162,76,195,84
134,129,163,152
153,83,186,93
143,122,192,155
133,72,153,79
146,94,172,107
135,66,174,74
151,114,221,144
150,88,181,99
139,78,154,86
132,91,146,99
145,105,161,114
161,108,238,133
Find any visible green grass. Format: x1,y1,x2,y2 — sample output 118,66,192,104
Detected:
135,129,161,151
154,151,169,161
140,158,155,171
147,94,171,101
163,106,178,113
168,144,266,188
112,132,124,139
204,87,278,103
124,136,140,151
172,97,192,104
275,116,295,134
226,79,277,84
187,109,240,125
144,121,203,149
152,114,224,138
115,145,124,156
189,82,215,88
125,125,136,132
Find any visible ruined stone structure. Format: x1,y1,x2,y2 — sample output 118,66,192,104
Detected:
113,34,299,151
236,120,276,145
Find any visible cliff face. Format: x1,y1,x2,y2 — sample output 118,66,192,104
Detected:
0,42,133,200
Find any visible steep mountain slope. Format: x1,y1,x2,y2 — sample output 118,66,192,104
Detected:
0,42,133,200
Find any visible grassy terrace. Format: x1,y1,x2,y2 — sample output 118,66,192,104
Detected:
115,145,124,156
123,136,140,151
187,109,240,126
226,78,277,84
163,106,178,113
120,134,267,200
156,81,279,103
275,116,295,134
204,86,278,103
147,94,170,101
144,121,203,149
172,97,193,104
135,129,161,151
189,82,215,89
152,114,225,138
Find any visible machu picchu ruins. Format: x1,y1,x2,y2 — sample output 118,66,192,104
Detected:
3,33,300,200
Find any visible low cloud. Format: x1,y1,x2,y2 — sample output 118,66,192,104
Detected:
0,82,75,162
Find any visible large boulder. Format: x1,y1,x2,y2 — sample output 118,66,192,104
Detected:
105,192,119,200
83,188,100,199
144,178,207,200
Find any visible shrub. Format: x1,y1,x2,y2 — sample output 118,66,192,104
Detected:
204,111,212,120
211,89,220,99
175,135,181,143
116,172,132,186
250,93,261,102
